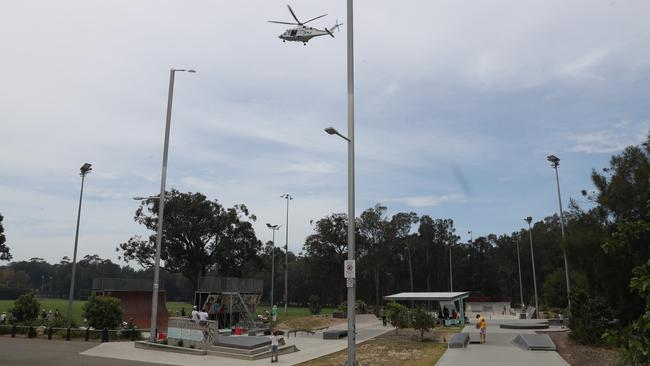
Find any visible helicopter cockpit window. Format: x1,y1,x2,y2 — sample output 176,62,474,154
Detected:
290,30,297,36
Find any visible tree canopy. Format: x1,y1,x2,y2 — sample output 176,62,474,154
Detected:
0,213,11,261
117,189,261,290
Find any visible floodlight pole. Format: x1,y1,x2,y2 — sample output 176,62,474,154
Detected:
149,68,194,342
266,224,281,308
66,163,91,327
345,0,356,363
516,237,524,308
548,155,571,309
281,194,292,318
526,217,539,318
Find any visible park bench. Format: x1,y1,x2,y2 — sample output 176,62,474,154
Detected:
323,329,347,340
447,332,470,348
444,319,461,327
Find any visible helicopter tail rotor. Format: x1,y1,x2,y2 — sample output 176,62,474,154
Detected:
328,20,343,35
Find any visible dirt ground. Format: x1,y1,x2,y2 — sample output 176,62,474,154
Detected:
278,316,346,332
539,331,619,366
297,326,459,366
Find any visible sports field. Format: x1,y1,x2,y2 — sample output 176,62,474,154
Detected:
0,298,335,324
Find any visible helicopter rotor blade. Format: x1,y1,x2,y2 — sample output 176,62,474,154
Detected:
303,14,327,25
268,20,299,25
287,5,302,25
325,28,335,38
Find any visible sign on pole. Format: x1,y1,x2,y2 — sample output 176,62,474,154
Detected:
346,278,354,288
344,260,356,279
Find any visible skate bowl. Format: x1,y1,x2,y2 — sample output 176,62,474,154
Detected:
93,278,169,331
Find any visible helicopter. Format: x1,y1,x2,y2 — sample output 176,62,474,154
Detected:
268,5,342,45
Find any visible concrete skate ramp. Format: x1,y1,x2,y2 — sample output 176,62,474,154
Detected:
512,334,556,351
105,290,169,331
213,336,270,350
500,319,549,329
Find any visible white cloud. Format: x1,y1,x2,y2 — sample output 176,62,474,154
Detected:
392,194,465,208
567,121,650,154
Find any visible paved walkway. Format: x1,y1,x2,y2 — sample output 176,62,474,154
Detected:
436,319,569,366
82,315,393,366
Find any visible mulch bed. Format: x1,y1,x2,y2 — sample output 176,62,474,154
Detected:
539,331,619,366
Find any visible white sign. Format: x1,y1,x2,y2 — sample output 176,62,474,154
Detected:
344,260,356,278
346,278,354,288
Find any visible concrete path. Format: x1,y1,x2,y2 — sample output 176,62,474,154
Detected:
82,315,393,366
436,319,569,366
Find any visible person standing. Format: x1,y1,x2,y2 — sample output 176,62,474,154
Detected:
476,314,487,343
191,305,199,320
271,304,278,322
270,330,279,363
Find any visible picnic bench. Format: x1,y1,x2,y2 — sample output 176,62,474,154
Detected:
323,329,347,340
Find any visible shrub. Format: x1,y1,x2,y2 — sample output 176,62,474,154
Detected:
411,308,435,341
338,300,369,314
386,302,408,335
10,292,40,323
82,295,123,329
308,294,321,315
567,286,611,345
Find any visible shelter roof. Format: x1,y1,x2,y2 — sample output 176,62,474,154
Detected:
383,292,470,302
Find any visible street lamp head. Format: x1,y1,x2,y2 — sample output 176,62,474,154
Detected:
525,216,532,224
324,127,338,135
281,193,293,200
547,154,560,167
187,69,197,73
80,163,92,175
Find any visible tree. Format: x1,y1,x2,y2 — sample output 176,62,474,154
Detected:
118,190,261,290
411,307,435,341
357,204,389,309
83,295,123,329
0,213,11,261
303,213,351,304
10,292,40,323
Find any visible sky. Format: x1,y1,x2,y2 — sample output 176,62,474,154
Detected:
1,0,649,265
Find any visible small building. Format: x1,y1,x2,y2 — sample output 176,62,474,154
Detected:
383,291,470,325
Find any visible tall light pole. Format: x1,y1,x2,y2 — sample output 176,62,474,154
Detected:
280,194,292,318
468,230,473,243
324,124,355,365
547,154,571,308
266,223,281,308
149,68,195,342
516,237,524,308
67,162,92,327
525,216,539,318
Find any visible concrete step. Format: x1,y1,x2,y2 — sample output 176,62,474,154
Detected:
207,344,297,360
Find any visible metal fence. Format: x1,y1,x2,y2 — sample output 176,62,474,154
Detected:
197,277,263,293
0,324,146,342
92,278,165,291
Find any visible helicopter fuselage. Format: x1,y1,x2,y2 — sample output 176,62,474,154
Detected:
279,26,329,43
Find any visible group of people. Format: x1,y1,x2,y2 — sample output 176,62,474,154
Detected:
438,305,460,321
190,305,209,321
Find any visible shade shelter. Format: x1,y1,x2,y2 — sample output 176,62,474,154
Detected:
383,292,470,325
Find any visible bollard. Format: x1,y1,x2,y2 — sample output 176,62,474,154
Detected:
48,327,53,340
85,327,90,341
11,323,16,338
101,327,109,342
130,328,136,341
66,327,71,341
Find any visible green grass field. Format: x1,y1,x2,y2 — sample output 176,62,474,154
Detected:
0,297,333,325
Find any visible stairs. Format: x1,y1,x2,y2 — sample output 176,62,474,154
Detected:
207,343,298,360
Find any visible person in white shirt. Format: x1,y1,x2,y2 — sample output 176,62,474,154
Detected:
199,310,209,321
191,306,199,320
270,330,279,363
